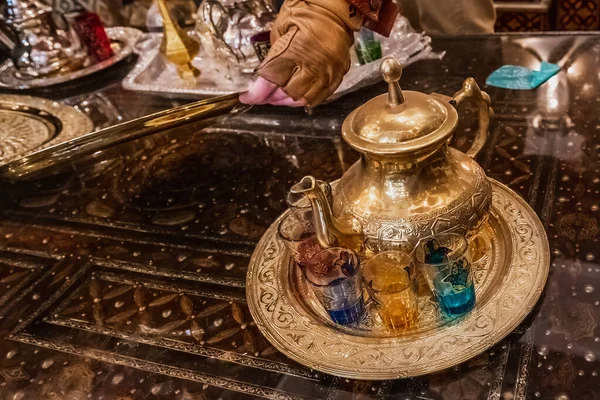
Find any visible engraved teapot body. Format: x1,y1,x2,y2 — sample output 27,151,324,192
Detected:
292,58,494,254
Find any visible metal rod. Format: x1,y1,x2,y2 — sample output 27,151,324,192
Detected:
0,93,248,180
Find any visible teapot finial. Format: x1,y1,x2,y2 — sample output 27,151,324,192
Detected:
380,57,405,106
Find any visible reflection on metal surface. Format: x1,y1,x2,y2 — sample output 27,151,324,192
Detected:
0,0,87,78
0,93,247,180
247,180,550,379
0,27,142,89
0,34,598,399
196,0,275,73
157,0,200,80
64,92,124,129
299,60,493,253
0,95,93,166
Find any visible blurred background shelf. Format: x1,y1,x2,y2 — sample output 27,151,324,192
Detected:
495,0,600,31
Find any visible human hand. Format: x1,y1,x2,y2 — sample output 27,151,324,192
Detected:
239,0,362,108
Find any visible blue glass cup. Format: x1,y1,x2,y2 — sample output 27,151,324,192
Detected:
415,233,476,316
305,247,365,325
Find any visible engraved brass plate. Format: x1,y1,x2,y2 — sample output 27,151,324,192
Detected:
0,95,93,166
247,179,550,380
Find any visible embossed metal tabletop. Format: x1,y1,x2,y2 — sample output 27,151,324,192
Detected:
0,34,597,399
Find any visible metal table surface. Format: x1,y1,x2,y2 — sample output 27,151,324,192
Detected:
0,33,598,399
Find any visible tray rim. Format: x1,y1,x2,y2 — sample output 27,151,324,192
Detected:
0,27,142,89
0,94,93,167
246,178,550,380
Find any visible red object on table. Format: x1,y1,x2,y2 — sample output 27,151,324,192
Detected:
66,10,115,61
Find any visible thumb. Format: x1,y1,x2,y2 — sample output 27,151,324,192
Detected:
239,77,279,104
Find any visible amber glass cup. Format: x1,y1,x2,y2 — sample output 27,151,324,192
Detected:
364,251,419,330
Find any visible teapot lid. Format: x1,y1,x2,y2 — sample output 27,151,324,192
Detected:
342,57,458,156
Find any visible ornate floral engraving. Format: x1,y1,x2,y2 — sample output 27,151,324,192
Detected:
247,179,549,379
337,159,493,249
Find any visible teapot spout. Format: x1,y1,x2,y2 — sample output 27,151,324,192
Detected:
290,176,364,254
290,176,336,248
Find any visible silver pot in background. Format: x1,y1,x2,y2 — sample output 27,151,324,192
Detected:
195,0,275,73
0,0,88,78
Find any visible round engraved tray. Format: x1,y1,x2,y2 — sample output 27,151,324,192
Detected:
247,179,550,379
0,95,93,167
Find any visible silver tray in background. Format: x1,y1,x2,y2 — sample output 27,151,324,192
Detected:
122,17,437,99
0,27,143,90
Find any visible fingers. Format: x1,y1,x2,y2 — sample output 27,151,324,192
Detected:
240,79,306,107
239,77,278,104
264,88,291,103
271,96,307,107
303,80,329,107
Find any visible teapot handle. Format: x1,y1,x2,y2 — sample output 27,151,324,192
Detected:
450,78,494,159
199,0,241,62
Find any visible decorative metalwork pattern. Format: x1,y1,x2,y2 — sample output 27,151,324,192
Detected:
495,11,548,32
335,156,492,248
247,179,550,379
556,0,600,30
0,95,93,166
10,334,301,400
0,222,251,287
0,253,50,310
46,271,317,378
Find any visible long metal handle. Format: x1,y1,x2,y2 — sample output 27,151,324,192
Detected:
1,93,247,180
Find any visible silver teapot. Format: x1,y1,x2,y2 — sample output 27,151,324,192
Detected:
196,0,275,73
0,0,87,78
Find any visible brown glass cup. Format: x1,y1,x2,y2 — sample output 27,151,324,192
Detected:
277,213,322,268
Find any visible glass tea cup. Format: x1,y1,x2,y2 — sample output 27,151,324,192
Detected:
278,213,322,268
304,247,365,325
415,233,476,316
363,251,419,330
